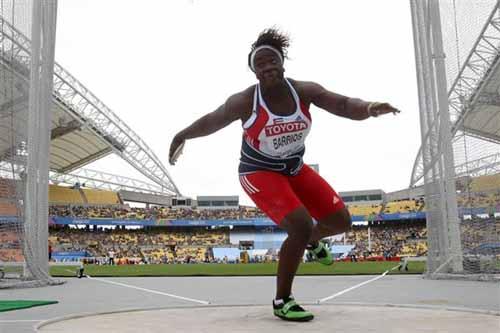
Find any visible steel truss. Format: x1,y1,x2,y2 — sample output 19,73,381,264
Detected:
0,160,170,197
410,2,500,187
454,152,500,178
0,16,180,196
50,167,168,196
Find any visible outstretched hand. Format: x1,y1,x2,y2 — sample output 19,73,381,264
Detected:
169,134,185,165
368,102,401,117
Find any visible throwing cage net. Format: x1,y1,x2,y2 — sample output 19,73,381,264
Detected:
410,0,500,280
0,0,59,288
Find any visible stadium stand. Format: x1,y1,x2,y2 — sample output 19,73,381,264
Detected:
48,205,268,220
0,178,17,215
12,172,499,265
452,173,500,212
346,204,382,216
81,188,121,205
460,217,500,251
45,217,436,264
0,202,16,216
470,173,500,192
0,178,14,198
0,228,23,262
48,227,229,264
0,248,23,262
49,184,85,204
383,199,421,214
342,221,427,258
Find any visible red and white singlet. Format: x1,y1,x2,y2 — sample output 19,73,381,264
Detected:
239,78,312,176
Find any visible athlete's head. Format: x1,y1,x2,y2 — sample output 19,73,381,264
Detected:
248,28,290,88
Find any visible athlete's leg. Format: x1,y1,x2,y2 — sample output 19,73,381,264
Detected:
289,164,352,244
277,206,313,299
310,207,351,243
239,172,310,300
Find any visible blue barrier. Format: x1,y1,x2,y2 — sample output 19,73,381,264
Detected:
212,247,240,261
52,251,89,262
48,214,428,227
0,216,18,223
1,209,497,227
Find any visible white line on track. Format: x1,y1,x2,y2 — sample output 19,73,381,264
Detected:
317,264,401,304
85,275,211,305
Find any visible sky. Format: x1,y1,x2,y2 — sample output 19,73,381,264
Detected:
54,0,421,206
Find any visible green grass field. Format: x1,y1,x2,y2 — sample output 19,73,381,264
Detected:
50,261,425,277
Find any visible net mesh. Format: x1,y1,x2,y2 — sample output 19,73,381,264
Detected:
440,0,500,278
411,0,500,280
0,0,60,288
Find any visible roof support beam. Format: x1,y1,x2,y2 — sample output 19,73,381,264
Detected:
58,147,112,174
463,127,500,144
410,2,500,187
50,167,169,195
0,16,180,196
50,119,81,140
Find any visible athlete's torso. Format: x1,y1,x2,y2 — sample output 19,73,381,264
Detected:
239,78,312,176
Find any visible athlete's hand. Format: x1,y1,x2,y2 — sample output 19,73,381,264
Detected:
169,133,186,166
368,102,401,117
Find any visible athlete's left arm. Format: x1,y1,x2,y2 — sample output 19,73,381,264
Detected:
297,81,400,120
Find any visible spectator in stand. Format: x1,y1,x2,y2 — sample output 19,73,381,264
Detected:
50,204,269,221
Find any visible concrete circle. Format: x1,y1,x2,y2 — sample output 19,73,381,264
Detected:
39,304,500,333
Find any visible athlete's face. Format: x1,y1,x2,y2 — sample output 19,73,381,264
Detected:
253,49,285,88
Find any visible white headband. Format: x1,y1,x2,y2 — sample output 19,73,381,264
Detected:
249,45,283,72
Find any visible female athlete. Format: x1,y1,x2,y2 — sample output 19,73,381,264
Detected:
169,28,400,322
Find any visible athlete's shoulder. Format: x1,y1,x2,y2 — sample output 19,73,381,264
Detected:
224,85,255,119
287,79,325,105
227,85,254,105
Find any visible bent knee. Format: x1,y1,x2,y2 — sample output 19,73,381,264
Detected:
321,207,352,232
342,208,353,230
281,206,313,240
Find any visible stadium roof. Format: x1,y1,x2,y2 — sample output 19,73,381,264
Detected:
0,16,180,196
448,12,500,145
411,4,500,187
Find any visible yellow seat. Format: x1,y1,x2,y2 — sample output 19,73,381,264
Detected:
49,185,84,204
81,189,120,205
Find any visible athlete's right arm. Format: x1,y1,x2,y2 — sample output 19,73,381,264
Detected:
169,94,246,163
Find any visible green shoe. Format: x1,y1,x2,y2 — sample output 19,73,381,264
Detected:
307,241,333,265
273,297,314,322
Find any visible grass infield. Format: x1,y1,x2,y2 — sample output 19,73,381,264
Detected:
50,261,425,277
0,300,58,312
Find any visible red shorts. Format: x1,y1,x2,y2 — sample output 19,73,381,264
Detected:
239,164,345,225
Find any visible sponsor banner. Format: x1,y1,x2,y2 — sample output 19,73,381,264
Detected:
0,216,19,223
458,207,488,215
156,219,275,227
52,251,88,257
51,217,156,226
50,217,276,227
6,210,497,227
351,212,426,222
